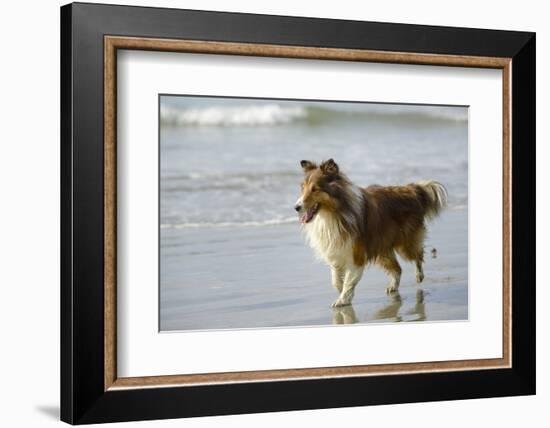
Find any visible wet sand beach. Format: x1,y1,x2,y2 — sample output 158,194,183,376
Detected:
160,207,467,331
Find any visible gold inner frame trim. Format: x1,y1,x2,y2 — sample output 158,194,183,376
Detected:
104,35,512,391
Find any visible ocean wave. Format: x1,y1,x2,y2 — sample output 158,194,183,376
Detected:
161,216,297,229
160,103,468,127
162,169,299,182
160,104,307,127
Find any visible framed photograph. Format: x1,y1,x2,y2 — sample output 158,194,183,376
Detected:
60,2,535,424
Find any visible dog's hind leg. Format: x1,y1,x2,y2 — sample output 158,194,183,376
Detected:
415,258,424,284
397,227,426,284
378,252,402,294
331,264,364,308
400,245,425,284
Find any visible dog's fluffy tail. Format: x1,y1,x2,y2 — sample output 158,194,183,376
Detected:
416,180,448,220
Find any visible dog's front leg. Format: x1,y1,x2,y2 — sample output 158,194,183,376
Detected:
331,264,364,308
331,265,345,293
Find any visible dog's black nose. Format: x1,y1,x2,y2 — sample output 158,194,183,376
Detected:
294,204,302,212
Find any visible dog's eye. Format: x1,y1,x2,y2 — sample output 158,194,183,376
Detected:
311,187,318,193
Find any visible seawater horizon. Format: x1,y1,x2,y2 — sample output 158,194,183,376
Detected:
160,96,468,229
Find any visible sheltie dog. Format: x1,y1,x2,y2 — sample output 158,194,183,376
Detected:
295,159,447,308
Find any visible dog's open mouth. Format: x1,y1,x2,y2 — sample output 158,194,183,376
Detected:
300,203,319,224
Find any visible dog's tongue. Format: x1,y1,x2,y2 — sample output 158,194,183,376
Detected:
300,207,314,224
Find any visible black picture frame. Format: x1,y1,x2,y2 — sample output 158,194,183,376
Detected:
61,2,535,424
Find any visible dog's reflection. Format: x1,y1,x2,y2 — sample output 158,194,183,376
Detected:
332,305,359,324
332,289,426,325
373,291,404,322
374,289,426,322
408,289,426,321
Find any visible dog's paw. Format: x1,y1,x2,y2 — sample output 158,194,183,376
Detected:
331,298,351,308
416,271,424,283
385,285,399,295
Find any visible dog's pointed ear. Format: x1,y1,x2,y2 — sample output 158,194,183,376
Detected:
320,158,339,176
300,160,317,173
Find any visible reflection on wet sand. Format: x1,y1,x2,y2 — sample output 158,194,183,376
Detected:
374,292,404,322
332,305,359,324
332,289,426,325
408,289,426,322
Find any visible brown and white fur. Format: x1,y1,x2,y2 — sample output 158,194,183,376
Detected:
295,159,447,308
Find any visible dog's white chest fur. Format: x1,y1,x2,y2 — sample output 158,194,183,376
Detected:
303,212,353,267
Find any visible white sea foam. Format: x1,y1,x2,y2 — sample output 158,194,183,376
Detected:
161,217,298,229
161,104,307,127
160,102,468,127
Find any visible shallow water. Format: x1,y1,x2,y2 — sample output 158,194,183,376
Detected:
159,96,468,331
161,97,468,227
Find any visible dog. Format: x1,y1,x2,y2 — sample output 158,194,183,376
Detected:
295,159,447,307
